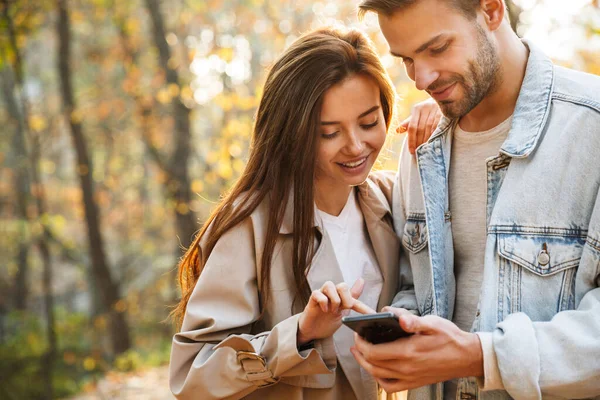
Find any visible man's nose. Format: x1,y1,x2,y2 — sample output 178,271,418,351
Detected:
414,62,440,92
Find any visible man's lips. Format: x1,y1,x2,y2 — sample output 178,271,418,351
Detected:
429,82,457,102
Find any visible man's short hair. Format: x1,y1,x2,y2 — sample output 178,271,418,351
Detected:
358,0,492,20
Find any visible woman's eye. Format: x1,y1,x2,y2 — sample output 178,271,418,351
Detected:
361,120,379,130
321,131,339,139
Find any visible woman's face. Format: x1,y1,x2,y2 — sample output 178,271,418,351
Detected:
315,74,387,190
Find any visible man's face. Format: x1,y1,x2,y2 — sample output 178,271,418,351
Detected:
378,0,501,118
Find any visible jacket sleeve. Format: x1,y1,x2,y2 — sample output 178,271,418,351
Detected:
486,190,600,399
169,217,336,400
390,142,419,314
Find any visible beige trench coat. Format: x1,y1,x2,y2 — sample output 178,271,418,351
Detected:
169,172,401,400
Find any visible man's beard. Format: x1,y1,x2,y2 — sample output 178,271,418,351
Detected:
429,25,502,119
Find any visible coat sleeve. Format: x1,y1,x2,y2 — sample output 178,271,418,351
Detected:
169,217,336,400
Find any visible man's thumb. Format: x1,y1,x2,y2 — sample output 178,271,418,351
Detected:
399,314,432,334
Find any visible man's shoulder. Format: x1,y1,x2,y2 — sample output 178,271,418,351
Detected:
552,66,600,112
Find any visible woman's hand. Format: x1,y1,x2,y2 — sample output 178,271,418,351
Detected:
397,98,442,155
297,278,375,345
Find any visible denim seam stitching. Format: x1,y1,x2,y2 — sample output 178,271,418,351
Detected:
586,236,600,253
490,226,588,237
553,92,600,113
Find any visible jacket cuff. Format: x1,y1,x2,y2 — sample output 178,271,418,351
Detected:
493,313,542,400
215,313,334,378
475,332,504,391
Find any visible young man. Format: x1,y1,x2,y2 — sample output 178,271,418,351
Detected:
350,0,600,399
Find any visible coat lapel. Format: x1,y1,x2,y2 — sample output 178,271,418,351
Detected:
357,182,401,311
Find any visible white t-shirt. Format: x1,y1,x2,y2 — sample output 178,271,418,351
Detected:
316,190,383,313
446,115,512,399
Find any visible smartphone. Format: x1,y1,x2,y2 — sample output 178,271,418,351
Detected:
341,312,412,344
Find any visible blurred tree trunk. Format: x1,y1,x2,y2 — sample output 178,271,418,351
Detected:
144,0,197,251
31,121,57,400
2,3,56,395
1,67,30,311
1,1,31,311
1,59,57,400
56,0,130,355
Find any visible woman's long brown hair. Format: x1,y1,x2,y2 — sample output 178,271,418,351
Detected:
172,27,396,328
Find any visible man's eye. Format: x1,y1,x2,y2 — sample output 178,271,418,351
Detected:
431,43,450,55
402,57,413,65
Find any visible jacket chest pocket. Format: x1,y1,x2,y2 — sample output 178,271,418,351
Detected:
496,233,585,321
402,216,428,254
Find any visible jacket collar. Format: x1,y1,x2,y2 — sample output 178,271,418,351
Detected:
424,39,554,159
499,39,554,158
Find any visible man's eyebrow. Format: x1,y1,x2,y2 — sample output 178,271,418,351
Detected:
390,34,446,59
320,105,380,125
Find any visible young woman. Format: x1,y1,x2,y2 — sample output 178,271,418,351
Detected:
169,27,438,400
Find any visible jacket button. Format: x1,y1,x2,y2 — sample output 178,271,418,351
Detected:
538,250,550,266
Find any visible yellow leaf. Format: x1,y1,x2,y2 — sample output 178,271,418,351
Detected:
29,115,47,132
40,160,56,174
217,162,233,180
114,299,127,313
168,83,180,97
83,357,96,371
218,48,234,62
156,88,171,104
181,86,193,101
94,315,107,330
191,179,204,193
125,18,139,35
70,109,84,124
176,202,190,215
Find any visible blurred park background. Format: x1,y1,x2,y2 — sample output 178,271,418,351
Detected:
1,0,599,398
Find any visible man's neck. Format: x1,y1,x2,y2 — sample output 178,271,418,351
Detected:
459,32,529,133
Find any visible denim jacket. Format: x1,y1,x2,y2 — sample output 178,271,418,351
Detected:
391,40,600,400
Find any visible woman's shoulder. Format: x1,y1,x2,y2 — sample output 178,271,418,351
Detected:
200,192,271,248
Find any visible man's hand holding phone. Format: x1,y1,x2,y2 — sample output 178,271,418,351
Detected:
349,306,484,393
297,278,375,346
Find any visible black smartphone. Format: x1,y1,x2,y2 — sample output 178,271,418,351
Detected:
341,312,412,344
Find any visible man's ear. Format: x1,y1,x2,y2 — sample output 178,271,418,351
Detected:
479,0,505,31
